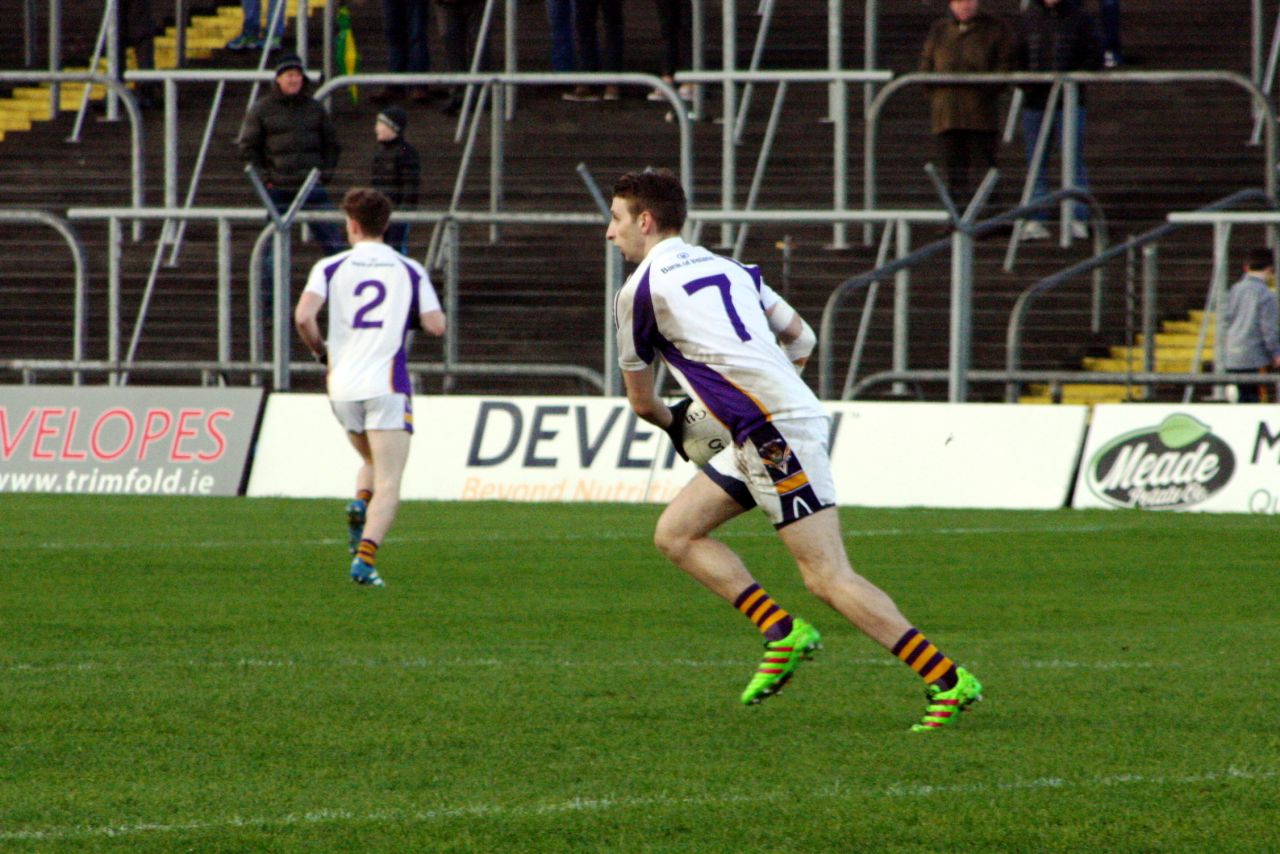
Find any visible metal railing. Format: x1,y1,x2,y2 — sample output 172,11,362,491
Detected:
816,184,1105,402
0,71,144,220
1004,189,1276,403
1164,205,1280,402
0,210,89,384
51,205,614,392
865,71,1279,245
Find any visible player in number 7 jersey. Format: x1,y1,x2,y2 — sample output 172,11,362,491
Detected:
294,188,446,587
607,170,983,730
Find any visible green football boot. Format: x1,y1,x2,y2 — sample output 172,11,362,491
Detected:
911,666,983,732
740,619,822,705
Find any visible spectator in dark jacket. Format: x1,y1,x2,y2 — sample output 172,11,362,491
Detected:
919,0,1016,208
238,54,345,329
237,53,345,257
1017,0,1103,240
370,106,421,254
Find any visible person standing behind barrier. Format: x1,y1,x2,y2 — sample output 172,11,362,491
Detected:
546,0,577,73
374,0,438,105
919,0,1016,210
1223,248,1280,403
370,106,421,255
238,54,345,316
115,0,160,109
1016,0,1103,241
435,0,490,116
1098,0,1122,67
563,0,623,101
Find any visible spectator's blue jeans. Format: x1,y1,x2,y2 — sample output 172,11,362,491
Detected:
573,0,623,73
385,223,410,256
382,0,432,74
546,0,577,71
1022,106,1090,221
261,184,345,316
241,0,285,38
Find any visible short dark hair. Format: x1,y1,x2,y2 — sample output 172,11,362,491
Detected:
612,169,687,232
341,188,392,237
1245,247,1274,272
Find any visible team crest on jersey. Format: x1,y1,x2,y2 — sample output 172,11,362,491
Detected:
759,438,792,473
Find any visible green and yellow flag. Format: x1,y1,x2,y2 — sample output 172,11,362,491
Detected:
335,4,361,104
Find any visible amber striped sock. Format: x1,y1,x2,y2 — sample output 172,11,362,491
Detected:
734,583,794,642
356,488,373,504
893,628,958,690
355,538,379,566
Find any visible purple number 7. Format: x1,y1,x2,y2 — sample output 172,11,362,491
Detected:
352,279,387,329
683,274,751,342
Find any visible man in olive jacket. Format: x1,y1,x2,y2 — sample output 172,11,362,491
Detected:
238,53,345,257
919,0,1016,208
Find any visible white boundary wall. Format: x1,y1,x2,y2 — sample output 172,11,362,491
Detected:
249,395,1088,510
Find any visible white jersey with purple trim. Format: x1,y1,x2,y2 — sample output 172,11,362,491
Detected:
303,241,441,402
614,236,827,443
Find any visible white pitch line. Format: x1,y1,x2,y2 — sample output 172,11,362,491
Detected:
4,656,1161,674
0,767,1272,843
28,522,1156,552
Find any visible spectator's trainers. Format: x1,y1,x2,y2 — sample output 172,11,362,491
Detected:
350,558,385,587
1020,220,1051,241
562,85,601,102
225,34,263,51
740,619,822,705
911,666,983,732
346,499,367,556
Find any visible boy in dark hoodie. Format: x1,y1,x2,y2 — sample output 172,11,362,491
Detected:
370,106,422,255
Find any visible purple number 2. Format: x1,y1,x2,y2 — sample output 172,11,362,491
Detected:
352,279,387,329
683,274,751,342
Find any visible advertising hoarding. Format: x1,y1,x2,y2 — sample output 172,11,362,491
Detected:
1073,404,1280,513
0,387,264,497
250,395,1089,510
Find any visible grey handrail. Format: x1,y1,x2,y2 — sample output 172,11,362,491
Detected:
866,71,1278,242
1003,188,1276,403
314,71,694,208
817,187,1103,400
0,210,89,384
0,71,144,217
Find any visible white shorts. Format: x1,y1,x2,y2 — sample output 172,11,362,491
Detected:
704,416,836,528
330,393,414,434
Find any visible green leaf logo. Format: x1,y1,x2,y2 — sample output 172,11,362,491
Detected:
1156,414,1210,449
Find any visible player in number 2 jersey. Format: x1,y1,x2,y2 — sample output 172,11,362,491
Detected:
608,170,983,731
294,188,445,587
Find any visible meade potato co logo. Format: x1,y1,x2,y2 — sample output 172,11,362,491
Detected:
1086,413,1235,509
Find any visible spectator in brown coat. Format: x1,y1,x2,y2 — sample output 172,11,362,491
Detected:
919,0,1016,209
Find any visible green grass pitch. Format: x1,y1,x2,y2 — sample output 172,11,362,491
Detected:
2,495,1276,852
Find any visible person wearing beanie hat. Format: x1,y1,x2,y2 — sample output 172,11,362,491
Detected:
370,108,421,254
237,50,345,320
274,52,305,77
